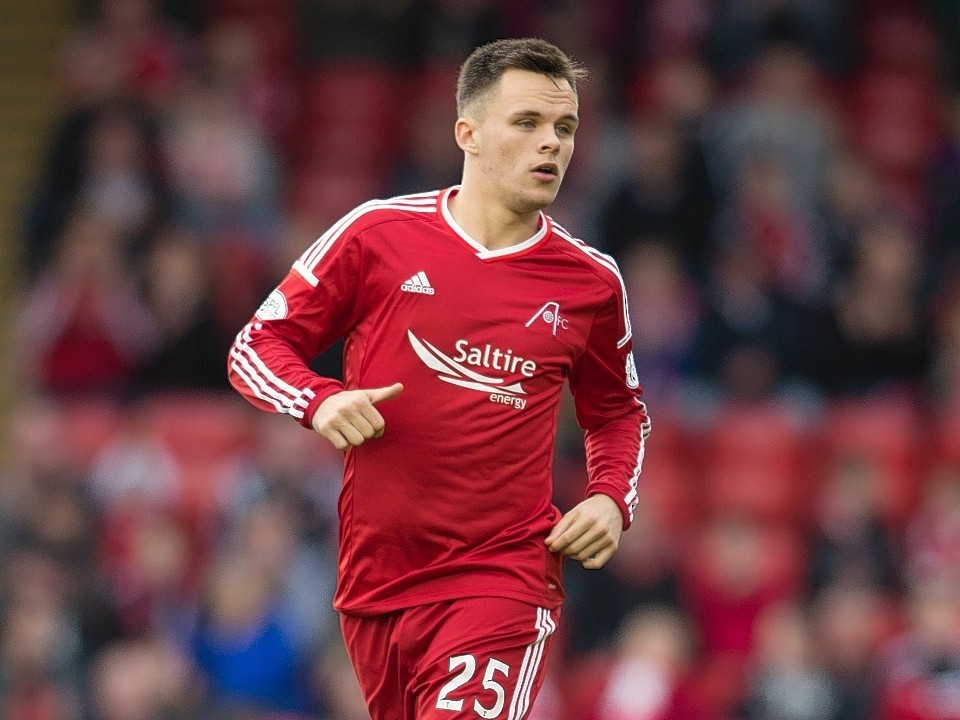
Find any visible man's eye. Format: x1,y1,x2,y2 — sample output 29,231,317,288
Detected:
556,125,572,136
517,119,535,128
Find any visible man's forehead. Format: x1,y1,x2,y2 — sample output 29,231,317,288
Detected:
493,68,578,108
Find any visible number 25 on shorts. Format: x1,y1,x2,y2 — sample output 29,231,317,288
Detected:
436,654,510,718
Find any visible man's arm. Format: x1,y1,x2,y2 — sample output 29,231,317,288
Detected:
228,266,352,424
548,265,650,568
228,221,401,448
546,410,649,569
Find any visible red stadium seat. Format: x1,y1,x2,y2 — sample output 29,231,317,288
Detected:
300,62,404,126
701,404,807,525
288,168,384,223
139,393,257,516
638,415,701,534
142,393,255,463
821,397,926,528
58,398,124,470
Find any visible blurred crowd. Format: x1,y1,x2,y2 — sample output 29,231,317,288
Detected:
5,0,960,718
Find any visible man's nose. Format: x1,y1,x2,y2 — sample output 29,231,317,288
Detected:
539,130,560,153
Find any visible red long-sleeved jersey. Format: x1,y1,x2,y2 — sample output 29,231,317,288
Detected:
228,188,650,616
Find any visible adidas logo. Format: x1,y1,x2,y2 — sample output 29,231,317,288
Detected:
401,271,435,295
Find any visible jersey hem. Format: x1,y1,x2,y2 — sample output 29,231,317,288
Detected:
334,585,564,618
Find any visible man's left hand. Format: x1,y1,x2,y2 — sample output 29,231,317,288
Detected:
545,494,623,570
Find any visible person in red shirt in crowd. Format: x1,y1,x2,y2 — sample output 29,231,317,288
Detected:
227,37,649,720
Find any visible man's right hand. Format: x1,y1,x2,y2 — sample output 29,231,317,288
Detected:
311,383,404,451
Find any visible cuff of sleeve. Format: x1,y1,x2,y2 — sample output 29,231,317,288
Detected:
298,380,345,430
586,486,632,531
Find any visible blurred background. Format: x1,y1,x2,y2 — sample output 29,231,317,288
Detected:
2,0,960,718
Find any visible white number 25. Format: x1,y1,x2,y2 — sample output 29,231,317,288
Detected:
436,654,511,718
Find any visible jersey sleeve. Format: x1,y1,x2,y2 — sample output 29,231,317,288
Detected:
568,278,651,531
227,220,365,429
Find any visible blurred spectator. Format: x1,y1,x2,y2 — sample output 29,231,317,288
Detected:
190,551,314,715
233,497,336,654
702,41,837,211
160,77,281,244
24,99,168,279
57,0,191,110
18,211,159,395
847,12,941,218
195,19,298,147
689,240,812,401
705,0,854,79
88,640,193,720
806,451,901,597
86,406,181,512
820,148,884,277
416,0,504,64
385,64,464,196
873,577,960,720
714,150,828,306
107,509,197,640
617,240,700,403
813,584,889,720
682,514,794,671
135,226,229,391
608,53,719,277
584,607,699,720
224,412,341,544
807,216,931,396
639,0,713,61
0,550,83,720
598,114,695,260
905,468,960,587
740,601,838,720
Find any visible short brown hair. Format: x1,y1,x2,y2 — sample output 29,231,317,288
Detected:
456,38,587,117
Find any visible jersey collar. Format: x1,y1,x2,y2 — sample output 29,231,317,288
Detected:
439,186,551,260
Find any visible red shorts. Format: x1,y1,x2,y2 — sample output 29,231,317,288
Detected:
340,597,560,720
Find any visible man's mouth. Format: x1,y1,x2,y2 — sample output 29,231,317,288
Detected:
532,162,559,180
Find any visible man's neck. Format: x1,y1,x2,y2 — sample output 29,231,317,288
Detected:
447,182,542,251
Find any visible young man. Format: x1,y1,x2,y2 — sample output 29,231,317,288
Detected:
228,38,650,720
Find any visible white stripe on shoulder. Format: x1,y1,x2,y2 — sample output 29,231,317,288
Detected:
295,193,440,286
552,225,632,348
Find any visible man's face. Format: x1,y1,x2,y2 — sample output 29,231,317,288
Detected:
467,68,579,213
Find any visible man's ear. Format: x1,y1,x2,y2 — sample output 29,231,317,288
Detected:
455,117,480,155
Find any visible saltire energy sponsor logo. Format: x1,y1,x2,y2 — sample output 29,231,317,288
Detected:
407,330,534,410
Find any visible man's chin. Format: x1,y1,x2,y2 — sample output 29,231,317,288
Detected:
523,184,562,211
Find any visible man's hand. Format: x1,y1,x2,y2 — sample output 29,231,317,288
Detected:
311,383,404,451
546,494,623,570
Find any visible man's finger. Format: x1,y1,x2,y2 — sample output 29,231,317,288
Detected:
359,406,386,438
562,529,605,558
345,411,378,440
365,383,404,405
570,536,612,563
545,511,577,550
581,547,615,570
338,424,366,448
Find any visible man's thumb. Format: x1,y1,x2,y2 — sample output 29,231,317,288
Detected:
365,382,404,405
